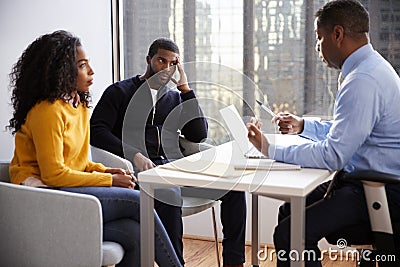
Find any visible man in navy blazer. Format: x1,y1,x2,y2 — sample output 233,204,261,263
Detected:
91,37,246,267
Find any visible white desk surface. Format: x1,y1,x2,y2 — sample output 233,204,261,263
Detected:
139,135,331,198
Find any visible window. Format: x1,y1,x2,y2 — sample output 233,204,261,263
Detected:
116,0,400,144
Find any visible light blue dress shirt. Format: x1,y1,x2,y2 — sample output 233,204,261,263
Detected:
269,44,400,175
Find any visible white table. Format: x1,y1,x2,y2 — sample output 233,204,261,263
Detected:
139,135,332,267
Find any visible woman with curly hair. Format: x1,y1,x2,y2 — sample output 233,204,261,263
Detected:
7,30,182,267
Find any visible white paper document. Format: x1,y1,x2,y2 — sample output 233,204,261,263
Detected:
160,159,256,178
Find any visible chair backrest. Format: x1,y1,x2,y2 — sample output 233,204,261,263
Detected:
0,161,10,182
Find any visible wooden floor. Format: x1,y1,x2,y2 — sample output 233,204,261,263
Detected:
182,237,358,267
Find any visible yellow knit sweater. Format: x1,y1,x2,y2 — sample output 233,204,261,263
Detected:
10,100,112,187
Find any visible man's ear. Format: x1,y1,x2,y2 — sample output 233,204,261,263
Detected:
146,55,151,65
333,24,345,46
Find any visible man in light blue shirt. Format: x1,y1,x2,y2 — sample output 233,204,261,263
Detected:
247,0,400,266
271,41,400,174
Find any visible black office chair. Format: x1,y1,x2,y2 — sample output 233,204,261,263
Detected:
326,171,400,267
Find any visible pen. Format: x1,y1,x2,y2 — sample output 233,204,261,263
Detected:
256,100,277,118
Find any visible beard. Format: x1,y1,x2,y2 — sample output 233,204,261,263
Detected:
148,65,173,89
149,64,156,77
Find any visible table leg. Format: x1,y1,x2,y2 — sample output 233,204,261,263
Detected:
290,196,305,267
251,194,259,266
140,183,154,267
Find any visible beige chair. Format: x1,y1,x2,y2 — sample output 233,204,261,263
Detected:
91,138,222,267
0,161,124,267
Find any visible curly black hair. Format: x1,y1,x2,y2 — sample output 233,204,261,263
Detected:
7,30,91,134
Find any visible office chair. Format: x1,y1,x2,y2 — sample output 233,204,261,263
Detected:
90,143,221,267
326,171,400,267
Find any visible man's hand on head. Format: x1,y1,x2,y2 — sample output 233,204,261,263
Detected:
171,61,190,94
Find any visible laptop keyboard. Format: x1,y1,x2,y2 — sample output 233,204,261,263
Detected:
245,146,267,159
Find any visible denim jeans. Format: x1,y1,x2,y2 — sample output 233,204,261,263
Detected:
136,161,185,265
60,186,182,267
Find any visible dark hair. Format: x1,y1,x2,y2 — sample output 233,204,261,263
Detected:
315,0,369,39
147,37,180,58
8,30,90,134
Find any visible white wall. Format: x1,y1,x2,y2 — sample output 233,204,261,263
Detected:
0,0,112,160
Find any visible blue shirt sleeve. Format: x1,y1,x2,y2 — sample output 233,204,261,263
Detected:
270,73,381,171
300,119,333,142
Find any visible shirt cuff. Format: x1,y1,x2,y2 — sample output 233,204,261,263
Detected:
180,89,195,100
299,119,315,140
268,144,285,162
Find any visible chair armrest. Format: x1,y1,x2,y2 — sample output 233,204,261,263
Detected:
344,171,398,237
344,171,400,184
179,136,214,157
327,170,400,252
91,139,213,166
91,145,134,171
0,182,103,266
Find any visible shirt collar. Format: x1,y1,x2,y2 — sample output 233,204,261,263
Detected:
341,43,374,79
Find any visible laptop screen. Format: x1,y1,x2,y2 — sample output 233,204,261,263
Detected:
219,105,266,158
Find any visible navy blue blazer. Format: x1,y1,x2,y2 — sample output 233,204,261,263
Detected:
90,75,208,162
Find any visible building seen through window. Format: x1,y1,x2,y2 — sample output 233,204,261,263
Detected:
121,0,400,144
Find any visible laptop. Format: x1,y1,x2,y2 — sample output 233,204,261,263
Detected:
219,105,267,159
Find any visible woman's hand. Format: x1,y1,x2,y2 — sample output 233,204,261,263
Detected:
111,172,137,189
106,168,137,189
272,113,304,135
246,117,270,157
